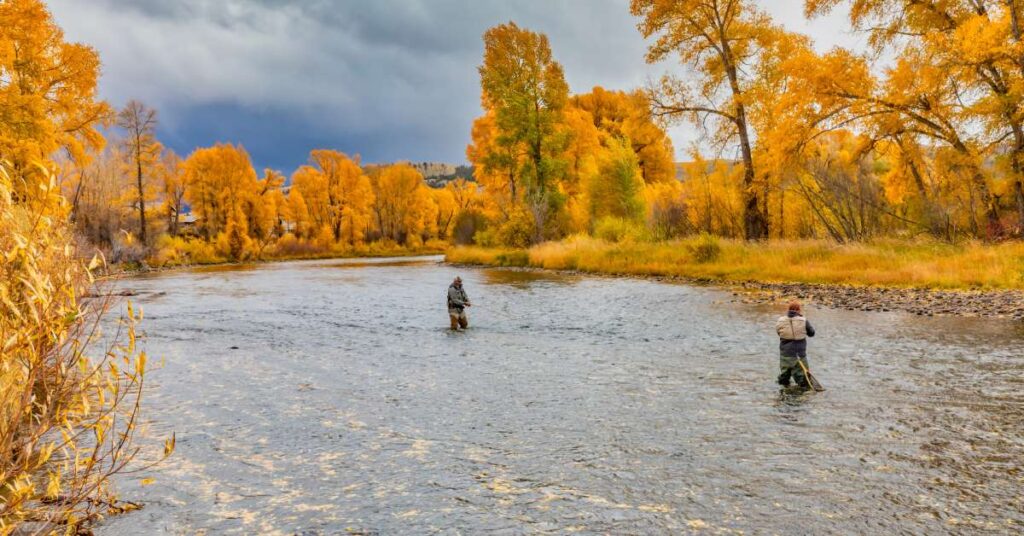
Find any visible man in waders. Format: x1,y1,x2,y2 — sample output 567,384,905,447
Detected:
776,301,815,388
448,276,471,330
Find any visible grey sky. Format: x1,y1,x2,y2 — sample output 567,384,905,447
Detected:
47,0,861,172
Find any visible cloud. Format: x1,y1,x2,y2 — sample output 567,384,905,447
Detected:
47,0,856,172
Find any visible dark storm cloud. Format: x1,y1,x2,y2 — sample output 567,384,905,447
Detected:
46,0,856,173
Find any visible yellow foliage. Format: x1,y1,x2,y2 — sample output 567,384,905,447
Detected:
0,161,171,532
0,0,110,197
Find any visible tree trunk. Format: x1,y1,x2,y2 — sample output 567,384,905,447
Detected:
1011,127,1024,232
724,58,768,240
135,145,147,245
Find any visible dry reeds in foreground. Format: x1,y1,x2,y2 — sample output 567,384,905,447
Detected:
0,163,172,535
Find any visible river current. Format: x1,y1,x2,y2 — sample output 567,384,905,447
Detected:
98,256,1024,534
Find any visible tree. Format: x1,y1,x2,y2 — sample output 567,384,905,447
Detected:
117,100,160,245
467,111,518,218
572,86,676,184
588,137,647,226
69,145,131,246
368,163,431,244
290,150,374,245
432,187,458,239
160,150,186,236
807,0,1022,236
630,0,783,239
0,0,110,194
477,22,571,241
182,143,259,240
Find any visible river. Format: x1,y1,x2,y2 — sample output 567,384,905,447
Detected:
97,256,1024,535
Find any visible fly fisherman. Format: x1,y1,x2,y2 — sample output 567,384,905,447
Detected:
447,276,471,330
775,301,815,388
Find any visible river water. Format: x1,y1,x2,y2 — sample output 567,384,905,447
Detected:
98,256,1024,535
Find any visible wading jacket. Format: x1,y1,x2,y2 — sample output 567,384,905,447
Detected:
776,311,815,358
447,285,469,313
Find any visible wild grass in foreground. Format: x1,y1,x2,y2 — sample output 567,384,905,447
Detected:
447,235,1024,290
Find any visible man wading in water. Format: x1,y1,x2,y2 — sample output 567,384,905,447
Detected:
447,276,471,330
776,301,815,388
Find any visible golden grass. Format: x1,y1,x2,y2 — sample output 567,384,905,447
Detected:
446,235,1024,290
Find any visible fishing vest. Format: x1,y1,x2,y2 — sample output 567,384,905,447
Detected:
448,286,467,310
776,315,808,341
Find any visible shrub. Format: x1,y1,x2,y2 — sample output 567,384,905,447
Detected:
452,209,490,245
687,232,722,263
1,162,172,532
594,216,648,243
494,209,536,248
111,230,147,265
495,250,530,266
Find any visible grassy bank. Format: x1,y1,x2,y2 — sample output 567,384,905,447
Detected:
135,236,447,271
446,236,1024,290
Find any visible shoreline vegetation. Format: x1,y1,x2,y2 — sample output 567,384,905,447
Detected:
108,239,448,275
446,237,1024,319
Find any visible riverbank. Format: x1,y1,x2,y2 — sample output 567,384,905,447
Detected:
106,243,447,276
446,237,1024,319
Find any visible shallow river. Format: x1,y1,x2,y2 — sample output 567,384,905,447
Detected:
99,256,1024,535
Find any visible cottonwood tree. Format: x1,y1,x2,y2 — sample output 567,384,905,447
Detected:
290,150,374,245
161,150,186,236
630,0,784,240
182,143,260,241
0,0,109,195
117,100,160,245
571,86,677,184
368,163,431,244
807,0,1024,236
476,22,571,241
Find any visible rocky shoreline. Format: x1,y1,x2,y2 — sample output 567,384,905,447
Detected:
450,262,1024,320
729,281,1024,320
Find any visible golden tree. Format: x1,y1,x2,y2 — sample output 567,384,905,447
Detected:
368,163,432,244
0,0,110,197
807,0,1024,235
161,150,187,236
182,143,260,250
290,150,374,245
630,0,787,239
571,86,676,184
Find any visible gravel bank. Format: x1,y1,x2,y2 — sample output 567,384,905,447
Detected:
730,281,1024,320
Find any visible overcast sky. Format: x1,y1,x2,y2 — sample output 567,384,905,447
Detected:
48,0,862,173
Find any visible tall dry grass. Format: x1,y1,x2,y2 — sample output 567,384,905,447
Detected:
1,163,172,534
447,235,1024,289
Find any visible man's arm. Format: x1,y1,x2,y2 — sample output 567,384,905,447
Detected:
806,320,815,337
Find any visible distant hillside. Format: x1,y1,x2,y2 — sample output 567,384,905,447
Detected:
365,161,475,187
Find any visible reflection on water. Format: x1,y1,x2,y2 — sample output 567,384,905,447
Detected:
479,267,580,288
99,257,1024,535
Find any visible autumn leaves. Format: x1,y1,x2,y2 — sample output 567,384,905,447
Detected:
467,23,678,246
466,1,1024,247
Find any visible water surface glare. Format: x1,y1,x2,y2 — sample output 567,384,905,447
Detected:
101,256,1024,534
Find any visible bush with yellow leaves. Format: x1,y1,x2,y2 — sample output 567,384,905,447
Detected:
0,162,172,534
